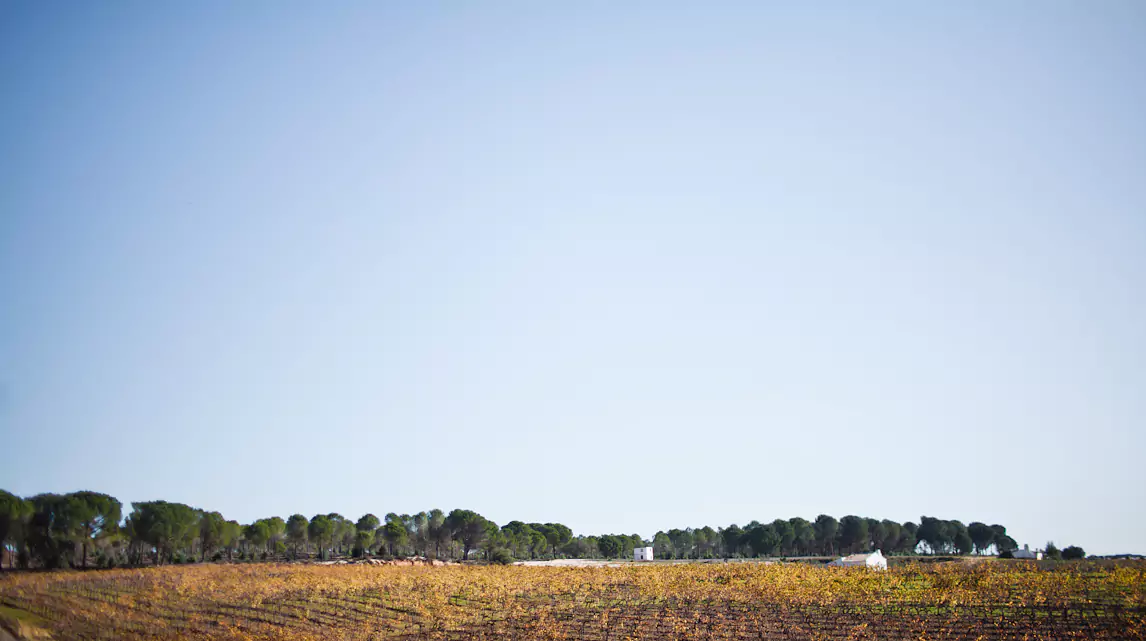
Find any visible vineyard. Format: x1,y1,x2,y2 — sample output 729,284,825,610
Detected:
1,561,1144,640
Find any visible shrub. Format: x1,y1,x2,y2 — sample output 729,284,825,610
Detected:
488,548,514,565
1062,546,1086,560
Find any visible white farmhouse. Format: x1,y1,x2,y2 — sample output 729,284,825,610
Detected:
634,546,654,561
827,549,887,570
1011,544,1043,560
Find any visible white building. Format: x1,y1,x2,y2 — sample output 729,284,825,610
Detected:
634,546,654,561
1012,544,1043,560
827,549,887,570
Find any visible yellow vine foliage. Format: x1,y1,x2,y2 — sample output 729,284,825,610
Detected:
0,560,1142,640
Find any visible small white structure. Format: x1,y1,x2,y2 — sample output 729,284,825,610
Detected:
828,549,887,570
1012,544,1043,560
634,546,654,561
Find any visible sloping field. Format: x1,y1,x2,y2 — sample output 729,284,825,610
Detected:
0,561,1143,640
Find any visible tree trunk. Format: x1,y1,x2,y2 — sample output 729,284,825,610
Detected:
82,542,87,569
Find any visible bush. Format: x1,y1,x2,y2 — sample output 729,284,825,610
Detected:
1062,546,1086,560
488,548,515,565
998,550,1014,559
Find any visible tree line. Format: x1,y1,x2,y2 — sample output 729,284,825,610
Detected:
651,515,1022,560
1,489,1054,570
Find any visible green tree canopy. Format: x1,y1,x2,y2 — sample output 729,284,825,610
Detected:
745,523,780,557
353,529,374,556
771,520,794,556
199,511,226,561
878,520,903,553
501,521,539,559
1062,545,1085,560
721,524,743,557
286,514,309,557
26,494,77,568
65,491,122,569
427,509,450,559
917,516,953,555
531,522,572,556
382,519,408,556
0,490,32,568
865,518,886,553
357,514,380,533
597,535,622,558
0,488,1049,567
221,520,242,560
446,509,489,560
308,515,334,560
262,517,286,549
837,516,869,555
244,521,271,554
789,518,814,556
967,522,994,554
126,501,199,565
326,514,352,555
813,515,839,556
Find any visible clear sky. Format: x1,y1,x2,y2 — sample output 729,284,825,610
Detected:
1,1,1144,555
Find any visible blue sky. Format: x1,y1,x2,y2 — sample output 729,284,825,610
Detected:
1,1,1144,554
